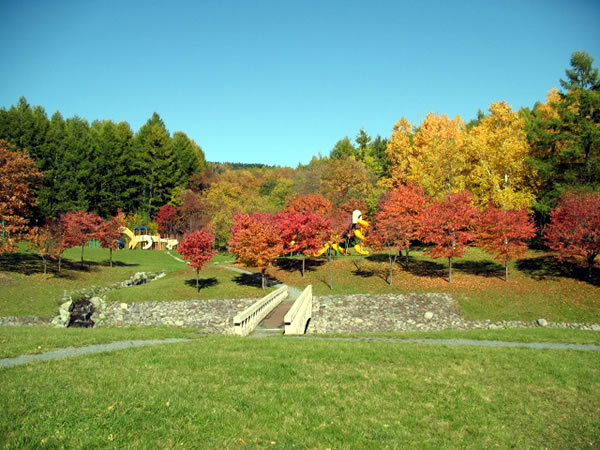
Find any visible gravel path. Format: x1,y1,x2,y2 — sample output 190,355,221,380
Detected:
0,338,195,369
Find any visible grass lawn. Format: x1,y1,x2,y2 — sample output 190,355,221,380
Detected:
1,335,598,448
0,246,271,317
267,247,600,323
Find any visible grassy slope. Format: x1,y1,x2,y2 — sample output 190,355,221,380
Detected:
268,247,600,323
0,247,269,316
1,337,598,448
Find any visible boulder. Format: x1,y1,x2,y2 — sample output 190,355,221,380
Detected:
537,318,548,327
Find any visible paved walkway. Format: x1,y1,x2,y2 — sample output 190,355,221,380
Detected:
0,338,195,369
2,336,598,369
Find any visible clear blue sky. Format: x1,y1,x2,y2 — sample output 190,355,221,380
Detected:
1,0,599,167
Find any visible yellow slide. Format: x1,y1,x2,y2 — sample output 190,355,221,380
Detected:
353,220,370,255
120,227,139,250
313,243,329,257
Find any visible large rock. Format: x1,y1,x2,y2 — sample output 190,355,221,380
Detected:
537,318,548,327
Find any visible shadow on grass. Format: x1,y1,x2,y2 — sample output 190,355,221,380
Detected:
453,260,505,279
232,273,281,289
0,253,138,277
405,259,446,279
516,256,599,286
275,257,325,275
184,277,218,290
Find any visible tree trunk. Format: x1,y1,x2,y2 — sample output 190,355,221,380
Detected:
328,254,333,290
448,257,453,283
261,270,266,290
58,256,62,272
81,244,85,264
388,250,394,286
110,248,113,268
302,256,305,278
196,269,200,292
405,248,410,269
588,254,596,281
505,260,509,282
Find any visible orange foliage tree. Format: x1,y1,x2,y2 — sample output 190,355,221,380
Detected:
286,193,332,216
178,229,217,291
544,191,600,280
477,206,537,281
0,140,42,253
419,191,478,283
372,185,427,284
28,221,65,274
228,212,283,289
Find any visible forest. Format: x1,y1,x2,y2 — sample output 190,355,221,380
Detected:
0,51,599,254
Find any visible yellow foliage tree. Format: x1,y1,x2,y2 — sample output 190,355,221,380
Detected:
411,113,467,198
465,101,537,209
385,118,414,186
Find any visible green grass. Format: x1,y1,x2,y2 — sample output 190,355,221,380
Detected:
268,247,600,323
0,325,200,359
0,247,271,316
1,336,598,448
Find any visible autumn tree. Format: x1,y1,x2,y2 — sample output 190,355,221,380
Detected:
178,229,217,291
466,102,537,209
286,193,332,216
386,118,415,186
155,204,179,237
228,212,283,289
28,222,65,274
61,210,103,264
419,191,478,282
276,210,331,277
477,206,536,281
372,185,427,284
0,140,43,253
544,190,600,280
97,212,125,267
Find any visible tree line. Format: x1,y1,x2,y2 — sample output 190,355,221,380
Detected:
0,50,598,270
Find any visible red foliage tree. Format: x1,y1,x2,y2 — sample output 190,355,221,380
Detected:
97,211,125,267
155,204,179,237
477,206,537,281
178,229,217,291
419,191,478,282
228,212,283,289
544,191,600,280
0,140,42,253
286,193,332,216
61,210,103,264
372,185,427,284
276,210,331,277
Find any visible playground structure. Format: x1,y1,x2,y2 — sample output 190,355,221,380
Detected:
314,210,370,256
120,226,178,250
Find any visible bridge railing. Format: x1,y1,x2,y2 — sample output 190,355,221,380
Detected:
284,285,312,335
233,286,288,336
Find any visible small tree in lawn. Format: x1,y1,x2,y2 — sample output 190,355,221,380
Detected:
28,223,64,275
97,212,125,268
544,191,600,280
61,210,103,264
276,210,331,277
419,191,478,282
228,212,283,290
178,229,217,291
477,206,537,281
372,185,427,284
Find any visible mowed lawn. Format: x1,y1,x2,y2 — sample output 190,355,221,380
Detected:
267,247,600,323
0,247,269,317
1,335,598,448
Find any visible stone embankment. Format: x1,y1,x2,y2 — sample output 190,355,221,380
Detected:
2,293,599,333
308,293,600,333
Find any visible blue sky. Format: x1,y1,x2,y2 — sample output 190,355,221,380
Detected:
1,0,599,167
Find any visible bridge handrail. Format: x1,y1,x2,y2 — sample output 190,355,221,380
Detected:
233,285,288,336
284,285,312,335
